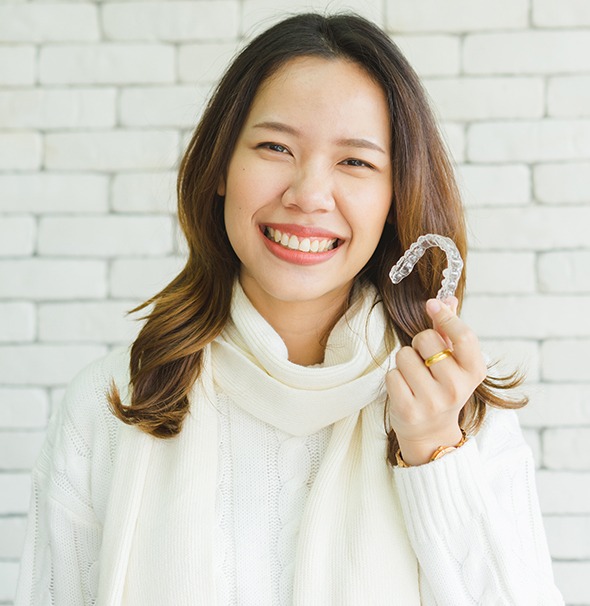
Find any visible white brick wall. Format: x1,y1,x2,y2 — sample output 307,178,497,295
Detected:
0,1,588,603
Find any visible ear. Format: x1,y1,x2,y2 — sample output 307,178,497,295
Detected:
217,176,226,197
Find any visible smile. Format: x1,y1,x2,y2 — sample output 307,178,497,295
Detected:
262,226,340,253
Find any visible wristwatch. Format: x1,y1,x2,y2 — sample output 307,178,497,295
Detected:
396,428,467,468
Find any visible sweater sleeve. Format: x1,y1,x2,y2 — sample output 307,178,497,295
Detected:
393,406,565,606
15,352,122,606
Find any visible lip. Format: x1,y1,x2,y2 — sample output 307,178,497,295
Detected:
259,225,343,266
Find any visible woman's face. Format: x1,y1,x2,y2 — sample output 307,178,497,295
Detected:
221,56,393,310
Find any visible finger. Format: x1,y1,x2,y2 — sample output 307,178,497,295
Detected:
411,328,460,388
429,297,457,348
425,298,485,376
443,296,459,316
385,366,416,402
411,328,454,367
395,345,446,405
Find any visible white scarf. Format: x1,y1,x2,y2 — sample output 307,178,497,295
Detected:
97,283,420,605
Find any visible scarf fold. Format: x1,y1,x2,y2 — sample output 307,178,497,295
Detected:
212,283,392,435
97,282,420,605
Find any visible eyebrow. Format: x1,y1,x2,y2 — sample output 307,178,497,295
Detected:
252,121,387,154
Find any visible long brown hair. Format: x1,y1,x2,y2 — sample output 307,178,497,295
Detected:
109,12,527,462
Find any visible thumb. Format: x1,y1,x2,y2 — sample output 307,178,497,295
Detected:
425,296,458,348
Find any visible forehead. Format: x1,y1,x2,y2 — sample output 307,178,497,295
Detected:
244,56,390,141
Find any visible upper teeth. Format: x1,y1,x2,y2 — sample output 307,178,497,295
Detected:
265,227,338,253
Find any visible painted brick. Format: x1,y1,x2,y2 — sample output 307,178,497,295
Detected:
0,132,42,171
102,1,239,41
548,76,590,118
0,431,45,470
466,207,590,250
539,252,590,293
39,301,140,344
178,42,240,83
537,471,590,514
50,388,66,417
479,339,540,383
467,252,536,294
0,173,108,214
119,85,208,128
534,162,590,204
0,345,106,386
0,473,30,515
553,561,590,604
40,44,175,85
0,304,35,343
391,35,460,77
386,0,527,32
458,164,530,207
0,1,588,596
242,0,384,35
173,222,189,257
0,516,26,558
468,120,590,163
464,31,590,75
0,388,48,429
112,171,176,214
45,130,179,171
0,561,19,602
543,428,590,471
0,88,116,129
461,295,590,339
541,340,590,382
518,383,590,429
522,428,541,467
0,260,107,300
545,515,590,559
0,217,35,256
533,0,590,27
109,256,185,299
0,46,35,86
38,216,174,257
440,122,464,163
180,128,194,156
424,78,544,121
0,4,99,43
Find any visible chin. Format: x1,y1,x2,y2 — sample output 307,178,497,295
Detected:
249,273,353,305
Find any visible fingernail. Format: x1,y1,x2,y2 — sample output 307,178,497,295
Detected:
427,298,442,313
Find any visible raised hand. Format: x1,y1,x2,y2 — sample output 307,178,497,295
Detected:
385,297,488,466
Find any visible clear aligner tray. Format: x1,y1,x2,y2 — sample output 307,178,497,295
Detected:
388,234,463,301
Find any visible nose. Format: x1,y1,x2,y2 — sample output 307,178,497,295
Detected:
281,165,335,213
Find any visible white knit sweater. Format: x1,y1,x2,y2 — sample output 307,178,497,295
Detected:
16,288,564,606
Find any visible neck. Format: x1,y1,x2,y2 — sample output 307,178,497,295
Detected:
239,278,351,366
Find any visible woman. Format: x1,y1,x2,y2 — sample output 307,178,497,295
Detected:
16,12,564,606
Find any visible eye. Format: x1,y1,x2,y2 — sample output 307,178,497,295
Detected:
258,142,290,154
341,158,375,169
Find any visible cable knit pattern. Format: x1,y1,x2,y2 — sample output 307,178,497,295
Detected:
394,407,564,606
214,393,331,606
17,350,122,605
215,394,233,606
15,284,565,605
276,434,311,601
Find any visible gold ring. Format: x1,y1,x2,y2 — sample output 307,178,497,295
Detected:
424,348,453,367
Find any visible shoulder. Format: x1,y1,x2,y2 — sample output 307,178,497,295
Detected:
60,346,130,430
36,348,132,519
41,347,131,474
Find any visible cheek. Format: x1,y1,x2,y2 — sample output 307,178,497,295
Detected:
347,194,391,239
